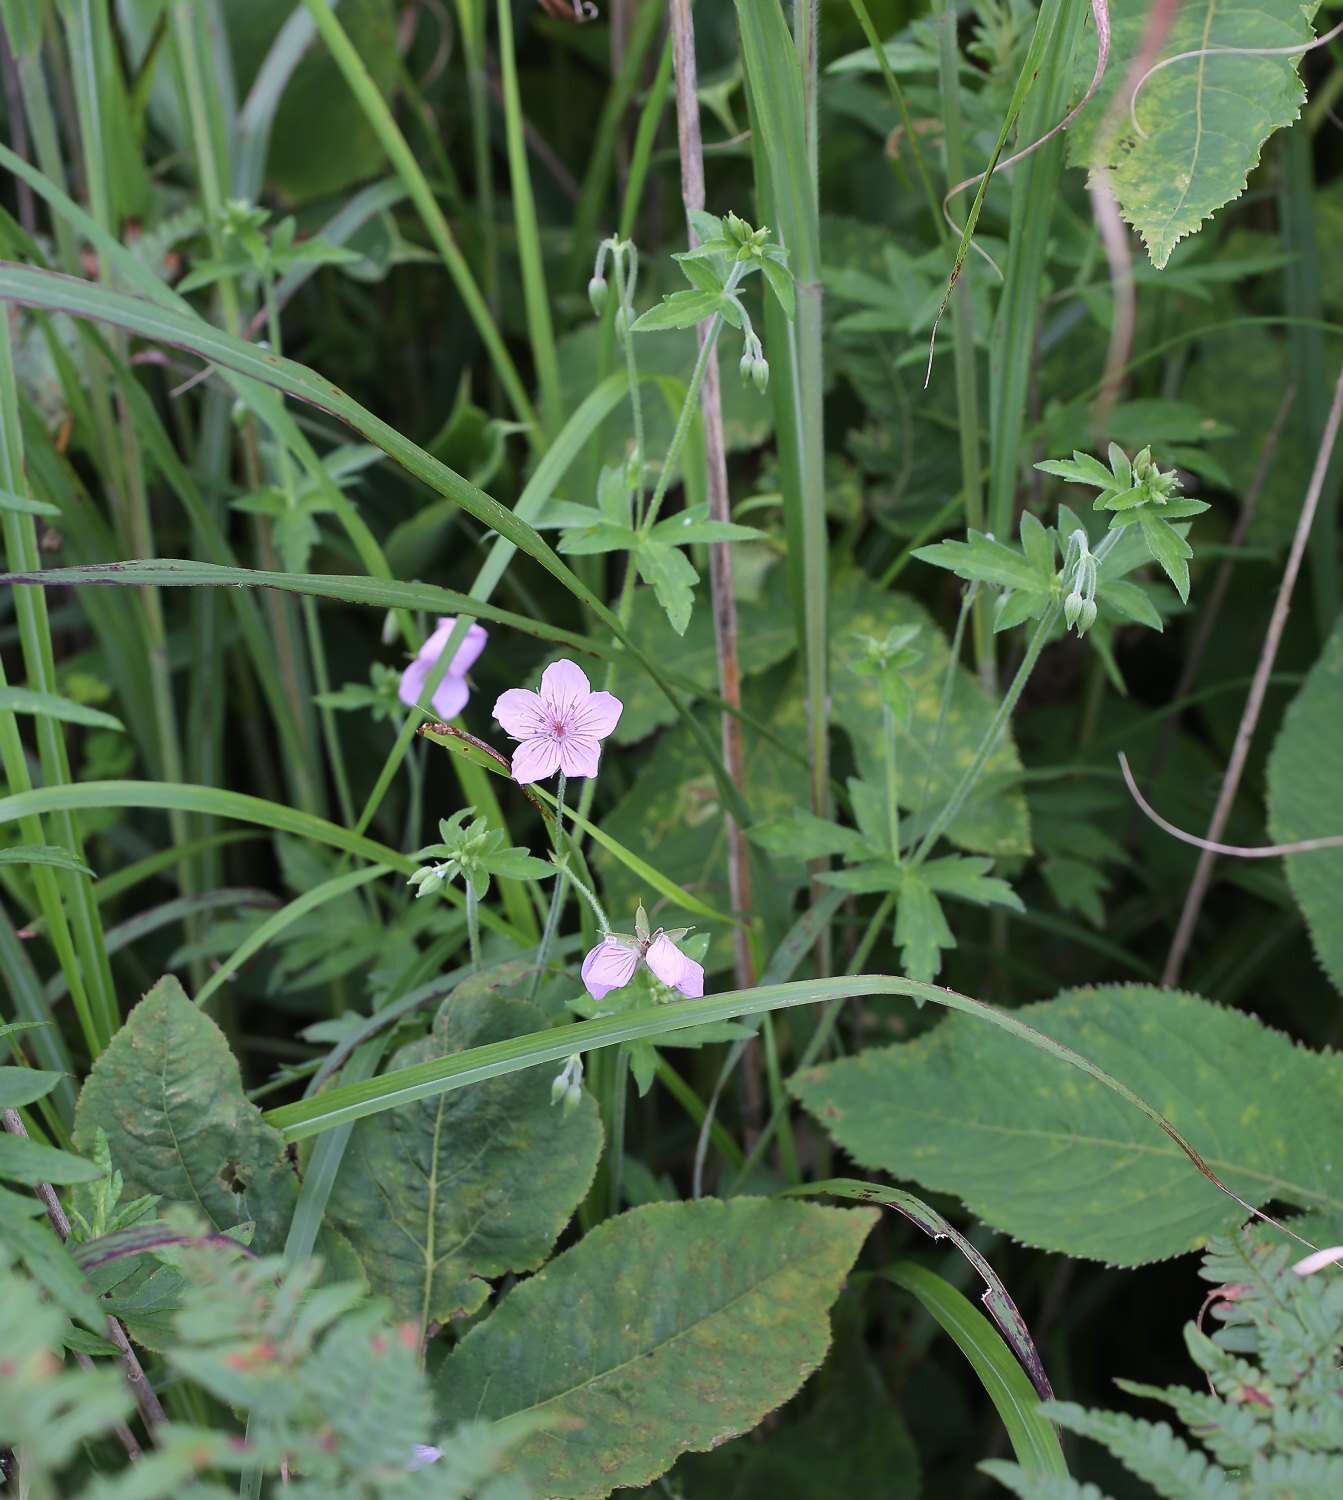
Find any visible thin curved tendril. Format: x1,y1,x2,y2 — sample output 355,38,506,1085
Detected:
927,0,1110,386
1119,752,1343,859
1129,18,1343,140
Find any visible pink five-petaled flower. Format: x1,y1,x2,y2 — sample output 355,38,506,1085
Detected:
582,929,704,1002
493,660,622,785
398,617,488,720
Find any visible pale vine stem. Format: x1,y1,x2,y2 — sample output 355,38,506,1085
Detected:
668,0,758,1003
1160,361,1343,988
2,1109,164,1449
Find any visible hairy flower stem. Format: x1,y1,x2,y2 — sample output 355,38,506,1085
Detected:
529,772,569,1003
883,701,901,861
466,885,482,972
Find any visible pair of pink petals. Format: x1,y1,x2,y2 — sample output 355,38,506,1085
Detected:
493,659,623,785
398,617,488,720
581,931,704,1001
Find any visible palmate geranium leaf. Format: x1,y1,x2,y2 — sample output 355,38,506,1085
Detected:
630,288,728,332
1138,508,1193,602
435,1199,875,1498
793,984,1343,1265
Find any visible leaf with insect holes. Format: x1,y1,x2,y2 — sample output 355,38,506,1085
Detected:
74,976,298,1252
1066,0,1319,267
434,1199,876,1498
793,984,1343,1265
327,982,601,1326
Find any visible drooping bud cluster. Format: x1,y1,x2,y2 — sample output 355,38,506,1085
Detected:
739,330,769,394
551,1053,585,1114
588,235,639,343
1062,528,1098,636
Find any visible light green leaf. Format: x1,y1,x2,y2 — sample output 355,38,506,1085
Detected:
885,1262,1067,1480
914,530,1051,595
760,255,797,320
1268,617,1343,992
631,289,725,332
328,981,601,1327
435,1198,876,1498
0,487,60,517
74,976,298,1252
830,575,1031,856
0,1067,64,1111
635,538,700,636
1067,0,1317,266
1138,508,1192,603
923,855,1024,912
0,686,124,732
0,844,96,877
749,811,871,862
895,870,952,981
650,504,765,546
0,1134,102,1185
791,984,1343,1265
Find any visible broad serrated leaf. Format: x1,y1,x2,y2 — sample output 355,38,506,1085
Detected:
327,982,601,1326
1066,0,1317,266
435,1198,876,1499
1268,618,1343,993
74,976,298,1252
791,984,1343,1265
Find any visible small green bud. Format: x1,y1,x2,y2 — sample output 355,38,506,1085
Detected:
588,275,609,317
751,355,770,394
614,305,629,343
739,349,755,383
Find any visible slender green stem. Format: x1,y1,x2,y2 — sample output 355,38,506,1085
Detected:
912,607,1057,867
495,0,560,435
466,885,482,972
882,701,900,860
528,772,569,1003
914,581,978,817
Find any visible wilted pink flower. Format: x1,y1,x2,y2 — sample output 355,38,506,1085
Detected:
581,929,704,1001
493,659,622,784
399,617,488,719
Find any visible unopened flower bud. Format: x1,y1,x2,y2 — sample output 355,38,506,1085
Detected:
614,305,629,343
740,349,754,383
588,275,609,317
751,356,770,394
1077,598,1097,633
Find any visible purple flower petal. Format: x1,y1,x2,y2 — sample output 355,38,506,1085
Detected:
646,933,704,998
446,620,488,676
511,736,562,785
540,659,591,714
426,672,469,720
581,939,640,1000
494,687,548,740
398,655,433,710
558,734,602,779
574,690,623,739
